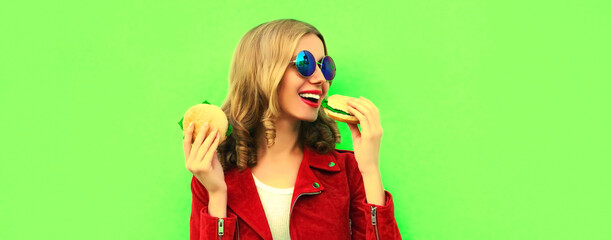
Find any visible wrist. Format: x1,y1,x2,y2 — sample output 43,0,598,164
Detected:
208,189,227,200
207,191,227,218
359,164,380,176
360,168,386,206
206,182,228,196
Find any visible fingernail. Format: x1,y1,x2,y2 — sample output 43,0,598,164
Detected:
204,122,209,127
188,122,193,128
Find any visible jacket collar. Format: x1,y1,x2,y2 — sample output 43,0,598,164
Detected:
224,146,341,240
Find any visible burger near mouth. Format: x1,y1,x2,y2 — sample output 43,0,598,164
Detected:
321,98,352,116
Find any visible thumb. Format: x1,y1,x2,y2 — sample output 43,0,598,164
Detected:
347,123,361,139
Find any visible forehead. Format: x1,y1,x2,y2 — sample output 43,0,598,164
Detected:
293,33,325,60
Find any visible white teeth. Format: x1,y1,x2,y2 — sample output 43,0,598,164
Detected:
298,93,320,100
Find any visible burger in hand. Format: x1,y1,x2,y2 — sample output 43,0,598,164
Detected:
322,94,360,125
178,101,232,142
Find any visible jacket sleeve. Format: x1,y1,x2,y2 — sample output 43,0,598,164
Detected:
190,175,237,240
345,153,402,240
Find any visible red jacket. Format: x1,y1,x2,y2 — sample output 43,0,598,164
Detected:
190,146,402,239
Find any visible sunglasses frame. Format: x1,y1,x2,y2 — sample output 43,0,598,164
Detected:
289,50,336,81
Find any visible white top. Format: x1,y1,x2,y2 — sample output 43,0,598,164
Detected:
252,173,294,240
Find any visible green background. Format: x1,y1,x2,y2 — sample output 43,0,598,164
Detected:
1,0,609,239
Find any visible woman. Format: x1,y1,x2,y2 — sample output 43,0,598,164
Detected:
184,19,401,239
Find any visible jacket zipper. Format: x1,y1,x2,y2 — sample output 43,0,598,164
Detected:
371,206,380,240
236,219,240,240
289,191,322,238
349,218,352,235
217,218,224,240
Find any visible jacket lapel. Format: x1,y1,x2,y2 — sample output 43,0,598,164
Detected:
224,146,342,240
225,167,273,240
304,146,342,173
291,147,325,205
290,146,341,208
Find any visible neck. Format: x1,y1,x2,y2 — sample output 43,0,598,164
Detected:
254,114,303,163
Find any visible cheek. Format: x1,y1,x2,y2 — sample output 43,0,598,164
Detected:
283,66,301,80
279,75,301,102
281,72,304,91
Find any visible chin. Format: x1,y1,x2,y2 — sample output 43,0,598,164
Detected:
293,112,318,123
302,115,318,122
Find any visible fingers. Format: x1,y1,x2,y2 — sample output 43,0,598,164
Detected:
183,122,195,162
347,123,361,139
358,97,383,135
188,122,210,165
201,132,221,169
347,97,383,139
347,98,371,137
195,127,219,170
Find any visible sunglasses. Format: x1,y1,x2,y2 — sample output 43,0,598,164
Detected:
289,50,336,81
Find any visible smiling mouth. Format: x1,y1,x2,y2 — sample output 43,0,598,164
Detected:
299,93,320,104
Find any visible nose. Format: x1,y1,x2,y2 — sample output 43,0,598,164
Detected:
307,65,327,85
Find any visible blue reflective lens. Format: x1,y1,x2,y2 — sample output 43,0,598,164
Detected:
321,56,336,81
295,50,316,77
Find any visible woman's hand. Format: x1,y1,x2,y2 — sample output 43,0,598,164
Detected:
183,122,227,195
346,96,383,174
346,97,386,205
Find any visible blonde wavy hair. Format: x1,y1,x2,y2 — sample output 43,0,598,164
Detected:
217,19,341,171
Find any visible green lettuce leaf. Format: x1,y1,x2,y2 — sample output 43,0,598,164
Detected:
321,98,352,115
